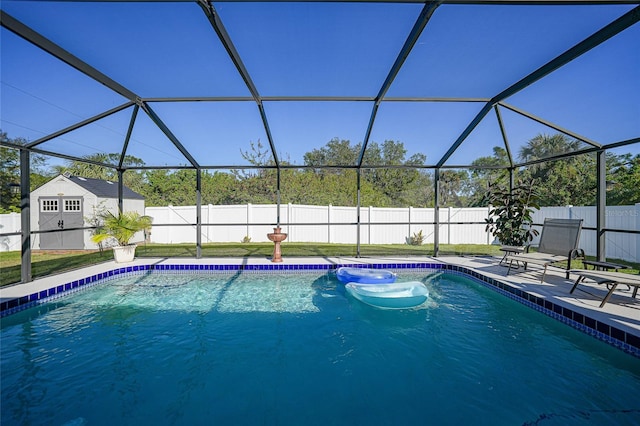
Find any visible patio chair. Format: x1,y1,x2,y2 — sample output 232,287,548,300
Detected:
505,218,585,282
569,269,640,307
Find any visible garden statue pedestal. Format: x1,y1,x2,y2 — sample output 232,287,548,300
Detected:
267,227,287,263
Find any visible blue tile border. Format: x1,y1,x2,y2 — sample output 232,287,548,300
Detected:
442,264,640,359
1,261,638,358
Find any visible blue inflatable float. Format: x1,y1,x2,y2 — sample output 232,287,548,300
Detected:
335,267,397,284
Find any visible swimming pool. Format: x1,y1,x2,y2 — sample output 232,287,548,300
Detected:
2,268,640,425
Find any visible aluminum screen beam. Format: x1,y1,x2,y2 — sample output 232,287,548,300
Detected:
2,11,202,170
596,150,607,261
515,146,602,168
119,104,140,169
0,141,120,169
602,137,640,151
20,150,32,283
494,105,514,168
143,96,490,102
26,102,134,149
358,1,441,167
141,103,200,168
499,102,601,148
198,0,280,167
41,1,640,5
514,137,639,169
0,11,138,102
436,5,640,167
196,170,203,258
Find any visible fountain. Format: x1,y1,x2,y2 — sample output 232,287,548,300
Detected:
267,226,287,263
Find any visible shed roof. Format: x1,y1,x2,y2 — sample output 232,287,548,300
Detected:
67,175,145,200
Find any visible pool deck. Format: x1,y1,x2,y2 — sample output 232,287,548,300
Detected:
2,255,639,341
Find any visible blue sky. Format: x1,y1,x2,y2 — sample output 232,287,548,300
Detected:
1,1,638,168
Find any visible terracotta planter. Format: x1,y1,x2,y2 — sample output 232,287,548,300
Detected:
112,244,137,263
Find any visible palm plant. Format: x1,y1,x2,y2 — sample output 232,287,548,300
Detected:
518,134,583,169
91,210,152,247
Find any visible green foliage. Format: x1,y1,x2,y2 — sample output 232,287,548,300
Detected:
484,179,540,247
304,138,358,167
408,230,425,246
241,235,252,243
53,153,147,194
516,134,596,206
2,129,638,210
91,210,153,247
302,138,431,206
606,153,640,205
0,131,51,212
469,147,511,206
438,170,473,207
144,169,198,206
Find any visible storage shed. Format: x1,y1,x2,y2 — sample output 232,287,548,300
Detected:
30,173,145,250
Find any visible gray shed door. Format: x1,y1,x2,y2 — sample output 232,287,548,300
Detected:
39,197,84,249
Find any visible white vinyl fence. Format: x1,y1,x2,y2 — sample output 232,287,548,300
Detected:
0,213,21,253
145,203,639,262
2,204,639,262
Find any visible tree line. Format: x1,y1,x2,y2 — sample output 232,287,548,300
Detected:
1,131,638,213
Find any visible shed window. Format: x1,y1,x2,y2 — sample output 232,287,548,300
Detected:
64,199,82,212
41,199,58,212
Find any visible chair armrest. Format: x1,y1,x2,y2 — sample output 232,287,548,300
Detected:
571,248,585,259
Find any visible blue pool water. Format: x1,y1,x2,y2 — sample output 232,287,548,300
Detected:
2,270,640,426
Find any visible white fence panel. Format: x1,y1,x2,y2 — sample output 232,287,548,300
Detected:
146,206,175,244
0,213,21,252
205,204,250,243
409,207,436,244
529,205,639,261
112,203,640,261
331,206,359,244
290,204,330,243
249,205,279,243
446,207,490,245
3,203,638,261
571,206,597,257
370,207,408,244
605,204,639,262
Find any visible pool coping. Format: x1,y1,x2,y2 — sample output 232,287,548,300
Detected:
1,258,639,358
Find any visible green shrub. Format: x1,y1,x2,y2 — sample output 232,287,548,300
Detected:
408,230,424,246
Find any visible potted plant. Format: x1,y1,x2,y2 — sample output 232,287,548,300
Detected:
484,179,540,247
91,210,152,263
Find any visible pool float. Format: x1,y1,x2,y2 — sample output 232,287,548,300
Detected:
345,281,428,309
335,267,397,284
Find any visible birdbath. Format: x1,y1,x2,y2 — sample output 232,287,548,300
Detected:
267,226,287,263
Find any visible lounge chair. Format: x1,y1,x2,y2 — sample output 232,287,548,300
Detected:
505,218,585,282
569,269,640,307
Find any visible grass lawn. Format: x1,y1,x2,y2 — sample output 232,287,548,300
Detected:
1,243,637,287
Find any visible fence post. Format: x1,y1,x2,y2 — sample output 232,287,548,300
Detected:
447,207,451,245
408,206,412,241
206,204,212,243
246,203,251,241
369,206,373,244
288,203,292,241
168,205,175,243
487,205,491,245
328,204,332,244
